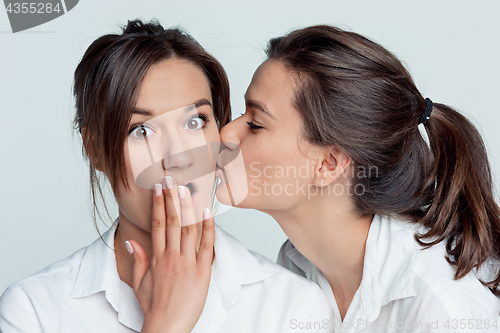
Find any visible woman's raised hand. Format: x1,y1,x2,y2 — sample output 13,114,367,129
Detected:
125,176,215,333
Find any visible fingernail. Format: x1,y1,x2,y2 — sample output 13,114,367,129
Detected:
178,185,186,199
203,208,211,220
125,241,134,254
165,176,173,189
154,183,162,196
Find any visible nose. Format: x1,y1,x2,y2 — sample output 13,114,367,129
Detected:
161,130,197,171
162,149,195,170
217,117,245,169
219,117,242,147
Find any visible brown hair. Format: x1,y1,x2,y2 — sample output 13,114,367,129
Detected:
73,19,231,230
266,25,500,295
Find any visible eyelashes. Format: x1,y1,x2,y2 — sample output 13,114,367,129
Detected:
241,112,264,131
184,112,208,130
246,121,264,130
128,124,154,140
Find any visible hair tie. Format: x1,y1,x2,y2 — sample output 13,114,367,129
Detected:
419,98,433,124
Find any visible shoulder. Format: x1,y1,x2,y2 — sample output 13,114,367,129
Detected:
2,245,88,297
0,245,89,331
249,248,319,290
215,226,315,288
213,226,332,324
1,248,88,303
409,236,500,321
245,249,333,329
248,246,333,321
0,282,43,332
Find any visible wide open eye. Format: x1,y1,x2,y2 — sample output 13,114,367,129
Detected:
184,115,207,130
129,124,155,140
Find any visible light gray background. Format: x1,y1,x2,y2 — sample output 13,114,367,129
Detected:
1,0,499,294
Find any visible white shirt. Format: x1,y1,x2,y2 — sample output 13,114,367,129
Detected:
277,215,500,333
0,220,333,333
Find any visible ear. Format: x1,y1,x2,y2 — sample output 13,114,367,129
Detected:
81,127,104,172
312,146,352,187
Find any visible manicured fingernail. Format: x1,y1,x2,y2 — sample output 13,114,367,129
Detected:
165,176,173,189
154,183,162,196
203,208,211,219
125,241,134,254
178,185,186,199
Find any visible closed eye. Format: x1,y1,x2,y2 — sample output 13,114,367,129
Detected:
246,121,264,131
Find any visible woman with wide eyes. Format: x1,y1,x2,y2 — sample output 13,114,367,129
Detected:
0,20,333,333
217,25,500,332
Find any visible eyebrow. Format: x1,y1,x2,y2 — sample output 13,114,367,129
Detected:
133,98,213,116
244,95,276,120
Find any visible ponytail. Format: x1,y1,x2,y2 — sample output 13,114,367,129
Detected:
417,103,500,295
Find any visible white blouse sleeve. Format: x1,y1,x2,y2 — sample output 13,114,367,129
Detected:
0,284,43,333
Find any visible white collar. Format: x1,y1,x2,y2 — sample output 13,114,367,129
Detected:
69,219,143,330
70,218,273,331
284,215,417,323
212,223,273,306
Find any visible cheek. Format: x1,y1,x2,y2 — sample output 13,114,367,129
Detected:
245,134,303,180
115,180,154,230
237,137,315,209
111,144,155,230
248,149,311,186
205,123,220,141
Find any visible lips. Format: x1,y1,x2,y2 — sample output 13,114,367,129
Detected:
174,180,197,214
177,179,196,195
185,182,194,195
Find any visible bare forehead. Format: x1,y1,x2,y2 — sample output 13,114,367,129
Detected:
135,58,212,113
255,60,291,81
141,58,209,89
246,60,297,103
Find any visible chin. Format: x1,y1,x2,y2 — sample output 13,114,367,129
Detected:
216,184,253,209
214,175,248,208
214,183,230,206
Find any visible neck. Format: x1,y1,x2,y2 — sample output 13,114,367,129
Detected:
114,210,204,289
264,190,373,320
